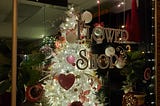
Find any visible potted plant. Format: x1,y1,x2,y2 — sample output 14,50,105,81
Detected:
120,50,146,106
120,50,145,93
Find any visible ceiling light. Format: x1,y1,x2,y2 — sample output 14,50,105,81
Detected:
97,0,100,4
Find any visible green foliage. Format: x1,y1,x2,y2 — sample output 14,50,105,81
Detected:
0,40,45,103
0,64,11,81
120,51,145,91
96,85,106,103
20,53,45,86
21,53,45,67
0,41,12,94
17,77,25,104
0,80,11,95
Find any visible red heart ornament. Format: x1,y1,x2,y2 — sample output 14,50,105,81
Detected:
58,74,75,90
70,101,83,106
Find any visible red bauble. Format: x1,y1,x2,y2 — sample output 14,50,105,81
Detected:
25,84,44,102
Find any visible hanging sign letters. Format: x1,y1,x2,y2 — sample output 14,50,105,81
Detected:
76,26,129,70
92,27,129,44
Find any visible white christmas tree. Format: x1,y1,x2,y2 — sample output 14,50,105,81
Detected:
41,6,103,106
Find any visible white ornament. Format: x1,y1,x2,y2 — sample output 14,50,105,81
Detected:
66,29,77,43
115,60,126,69
105,46,115,57
93,26,104,37
81,11,93,23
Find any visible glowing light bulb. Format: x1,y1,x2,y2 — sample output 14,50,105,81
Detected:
121,25,125,28
41,34,45,38
117,4,121,7
65,23,69,27
121,2,124,5
70,7,74,11
97,0,100,4
66,18,69,22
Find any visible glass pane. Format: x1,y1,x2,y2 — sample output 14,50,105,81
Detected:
0,0,156,106
0,0,12,105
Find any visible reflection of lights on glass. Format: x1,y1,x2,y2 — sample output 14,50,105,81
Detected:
24,54,28,60
121,25,125,28
151,102,155,104
147,51,151,53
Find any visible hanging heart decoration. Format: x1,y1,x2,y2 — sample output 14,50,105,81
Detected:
70,101,83,106
58,74,75,90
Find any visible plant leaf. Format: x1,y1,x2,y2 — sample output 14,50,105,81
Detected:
17,79,25,104
21,69,41,86
21,53,45,67
0,64,11,81
0,80,11,95
130,51,144,61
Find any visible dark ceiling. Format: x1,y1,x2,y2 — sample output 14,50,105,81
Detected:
28,0,68,7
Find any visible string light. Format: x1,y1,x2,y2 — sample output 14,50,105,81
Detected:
122,0,126,29
40,7,104,106
121,25,125,28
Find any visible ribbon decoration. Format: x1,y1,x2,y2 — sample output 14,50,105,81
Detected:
94,0,104,27
94,22,104,27
97,0,101,24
